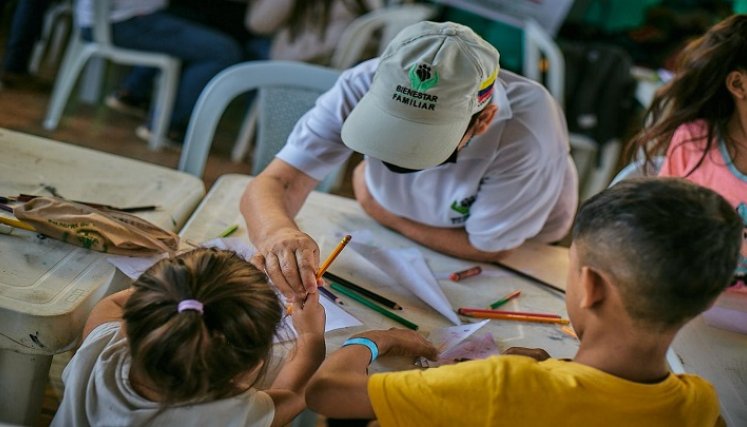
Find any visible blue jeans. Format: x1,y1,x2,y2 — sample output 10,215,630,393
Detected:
1,0,51,74
107,11,242,130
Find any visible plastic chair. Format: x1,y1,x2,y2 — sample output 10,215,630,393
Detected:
329,3,440,69
43,0,180,150
522,18,622,201
608,156,665,186
179,60,345,192
29,0,73,75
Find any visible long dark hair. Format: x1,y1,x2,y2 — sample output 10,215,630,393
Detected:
627,14,747,172
287,0,371,42
123,248,283,404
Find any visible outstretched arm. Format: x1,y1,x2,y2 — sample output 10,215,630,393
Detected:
266,292,326,427
306,329,438,419
241,159,322,303
352,162,512,263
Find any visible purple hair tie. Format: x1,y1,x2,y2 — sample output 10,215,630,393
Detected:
178,299,204,314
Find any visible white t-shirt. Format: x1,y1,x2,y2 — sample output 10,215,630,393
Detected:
51,322,275,427
75,0,168,27
277,59,578,251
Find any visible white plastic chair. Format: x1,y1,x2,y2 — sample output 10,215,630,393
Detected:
329,3,440,69
608,155,665,186
179,60,345,192
43,0,180,150
522,18,622,201
29,0,73,75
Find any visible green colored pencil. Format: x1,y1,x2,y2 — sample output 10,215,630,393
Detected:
330,283,418,330
489,290,521,309
217,224,239,238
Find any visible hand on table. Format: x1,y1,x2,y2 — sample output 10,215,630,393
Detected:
250,227,321,303
356,328,439,361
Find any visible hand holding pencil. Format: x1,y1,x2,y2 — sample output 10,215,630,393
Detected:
250,227,324,303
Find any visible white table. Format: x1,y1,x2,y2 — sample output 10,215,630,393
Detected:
179,175,579,376
672,317,747,426
0,128,205,425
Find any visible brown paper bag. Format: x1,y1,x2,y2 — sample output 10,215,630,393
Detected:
13,197,179,256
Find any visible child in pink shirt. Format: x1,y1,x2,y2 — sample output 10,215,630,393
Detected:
629,14,747,290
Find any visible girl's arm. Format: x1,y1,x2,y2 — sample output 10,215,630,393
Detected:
266,292,326,427
81,288,133,341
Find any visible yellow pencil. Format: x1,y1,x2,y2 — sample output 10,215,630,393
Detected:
316,235,351,280
461,310,570,325
0,216,36,232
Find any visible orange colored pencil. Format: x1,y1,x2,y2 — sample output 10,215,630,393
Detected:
316,235,352,280
458,307,561,319
460,310,570,325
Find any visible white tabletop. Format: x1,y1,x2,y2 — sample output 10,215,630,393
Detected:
672,316,747,425
0,128,205,355
179,174,579,375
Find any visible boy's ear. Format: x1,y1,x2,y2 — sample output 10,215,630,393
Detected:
726,70,747,100
472,104,498,136
578,266,609,309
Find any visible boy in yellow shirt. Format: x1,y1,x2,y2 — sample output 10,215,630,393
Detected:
306,177,742,427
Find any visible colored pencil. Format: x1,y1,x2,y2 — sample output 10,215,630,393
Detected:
449,265,482,281
460,310,569,325
316,235,352,280
495,261,565,293
323,271,402,310
318,286,344,305
458,307,561,319
330,283,418,330
489,290,521,309
0,216,36,232
217,224,239,238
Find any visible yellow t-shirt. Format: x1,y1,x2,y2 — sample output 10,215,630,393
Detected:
368,356,721,427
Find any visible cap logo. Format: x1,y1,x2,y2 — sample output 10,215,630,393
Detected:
409,63,439,92
391,63,439,111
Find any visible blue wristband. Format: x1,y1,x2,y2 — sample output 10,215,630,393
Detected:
342,337,379,363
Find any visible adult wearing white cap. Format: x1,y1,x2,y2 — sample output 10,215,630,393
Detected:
242,21,578,302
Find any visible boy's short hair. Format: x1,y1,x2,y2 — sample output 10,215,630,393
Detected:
572,177,742,328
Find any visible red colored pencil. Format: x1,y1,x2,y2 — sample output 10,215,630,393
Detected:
458,307,561,319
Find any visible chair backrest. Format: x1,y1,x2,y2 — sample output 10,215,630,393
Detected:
609,156,665,187
179,61,342,188
330,3,439,69
523,19,565,106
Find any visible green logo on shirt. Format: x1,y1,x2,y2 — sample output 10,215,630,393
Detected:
450,195,476,224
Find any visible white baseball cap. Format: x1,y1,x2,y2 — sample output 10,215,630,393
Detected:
341,21,500,170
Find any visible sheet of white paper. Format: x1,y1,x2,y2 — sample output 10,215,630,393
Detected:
417,319,490,367
428,319,491,354
107,253,167,280
348,240,461,324
107,237,256,280
200,236,255,260
275,293,363,343
426,333,501,367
